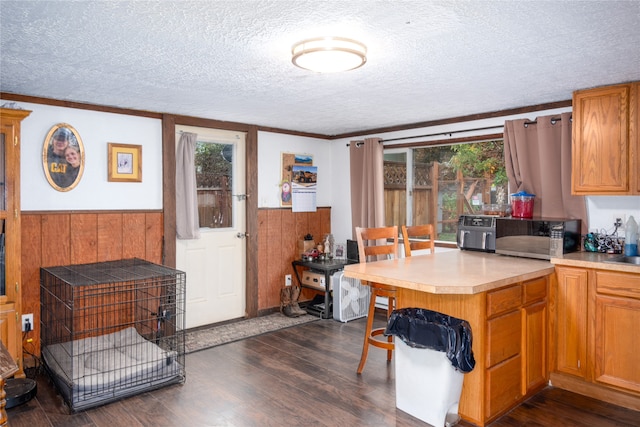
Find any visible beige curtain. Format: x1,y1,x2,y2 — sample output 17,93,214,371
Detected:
176,131,200,239
504,112,588,232
350,137,385,239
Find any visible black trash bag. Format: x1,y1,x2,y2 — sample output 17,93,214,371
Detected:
385,307,476,373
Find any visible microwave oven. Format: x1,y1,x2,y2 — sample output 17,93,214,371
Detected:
495,217,581,260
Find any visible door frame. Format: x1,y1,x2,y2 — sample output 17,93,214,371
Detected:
384,147,413,226
162,115,259,319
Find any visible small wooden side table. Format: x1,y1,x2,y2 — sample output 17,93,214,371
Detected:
0,342,18,426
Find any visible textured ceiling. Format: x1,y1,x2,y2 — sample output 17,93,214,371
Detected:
1,1,639,136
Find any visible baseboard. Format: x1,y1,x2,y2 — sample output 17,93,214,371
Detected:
550,372,640,411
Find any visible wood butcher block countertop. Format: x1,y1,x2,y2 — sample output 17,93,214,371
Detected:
343,250,555,294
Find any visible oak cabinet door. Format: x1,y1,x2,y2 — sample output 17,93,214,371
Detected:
594,295,640,393
486,355,522,420
522,301,547,394
555,267,588,378
487,310,521,367
0,303,18,365
572,84,631,194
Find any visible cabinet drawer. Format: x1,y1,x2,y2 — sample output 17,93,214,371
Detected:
523,277,547,305
487,285,522,317
487,310,521,367
486,354,523,420
595,270,640,299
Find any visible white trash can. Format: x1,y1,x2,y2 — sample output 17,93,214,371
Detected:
395,338,464,427
385,308,475,427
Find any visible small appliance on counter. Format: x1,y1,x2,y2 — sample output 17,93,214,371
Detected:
456,215,497,253
495,217,581,260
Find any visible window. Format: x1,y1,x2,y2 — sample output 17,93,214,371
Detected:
384,139,508,242
195,141,233,228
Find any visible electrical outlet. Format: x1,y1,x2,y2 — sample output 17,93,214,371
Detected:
22,313,34,332
285,274,292,286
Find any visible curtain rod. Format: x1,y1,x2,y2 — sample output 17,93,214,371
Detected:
524,115,572,127
382,124,505,142
346,124,504,146
346,140,383,147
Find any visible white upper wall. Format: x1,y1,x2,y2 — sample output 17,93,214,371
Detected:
257,131,332,208
4,100,163,211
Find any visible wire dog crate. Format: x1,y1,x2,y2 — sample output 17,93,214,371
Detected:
40,258,186,412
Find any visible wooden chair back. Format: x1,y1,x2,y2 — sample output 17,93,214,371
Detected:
401,224,435,257
355,226,399,263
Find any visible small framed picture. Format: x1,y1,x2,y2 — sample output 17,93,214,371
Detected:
334,243,345,259
108,143,142,182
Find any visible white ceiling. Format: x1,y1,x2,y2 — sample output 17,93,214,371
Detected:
1,1,639,137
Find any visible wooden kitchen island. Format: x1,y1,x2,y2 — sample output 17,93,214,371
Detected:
343,250,555,427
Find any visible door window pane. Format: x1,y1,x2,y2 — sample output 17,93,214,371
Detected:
195,142,233,228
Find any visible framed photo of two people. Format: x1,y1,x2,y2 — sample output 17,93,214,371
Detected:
42,123,85,192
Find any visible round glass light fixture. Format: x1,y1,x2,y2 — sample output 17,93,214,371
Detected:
291,37,367,73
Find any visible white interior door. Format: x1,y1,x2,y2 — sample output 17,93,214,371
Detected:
175,126,246,329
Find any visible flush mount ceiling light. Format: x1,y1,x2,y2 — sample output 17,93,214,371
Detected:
291,37,367,73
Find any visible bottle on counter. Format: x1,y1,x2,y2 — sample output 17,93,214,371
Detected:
625,215,638,256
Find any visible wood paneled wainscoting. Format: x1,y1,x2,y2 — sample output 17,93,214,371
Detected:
20,211,164,364
257,207,331,312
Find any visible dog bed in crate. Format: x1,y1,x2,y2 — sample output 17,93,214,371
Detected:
42,326,185,411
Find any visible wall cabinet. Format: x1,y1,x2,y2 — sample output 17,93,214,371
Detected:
572,82,639,195
0,108,30,378
553,266,640,405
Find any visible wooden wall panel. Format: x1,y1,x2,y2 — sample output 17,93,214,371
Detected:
256,207,331,312
70,213,98,264
296,212,309,240
145,212,163,264
265,210,283,310
257,210,269,309
123,212,146,260
41,214,70,267
20,210,163,360
97,213,123,261
319,208,331,237
20,215,42,359
308,213,322,246
282,209,296,260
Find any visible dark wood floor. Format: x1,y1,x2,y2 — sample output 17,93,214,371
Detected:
7,315,640,427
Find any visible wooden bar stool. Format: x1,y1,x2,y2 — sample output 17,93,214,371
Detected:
355,225,399,374
401,224,435,256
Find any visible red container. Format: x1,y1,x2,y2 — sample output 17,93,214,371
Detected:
511,191,535,218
